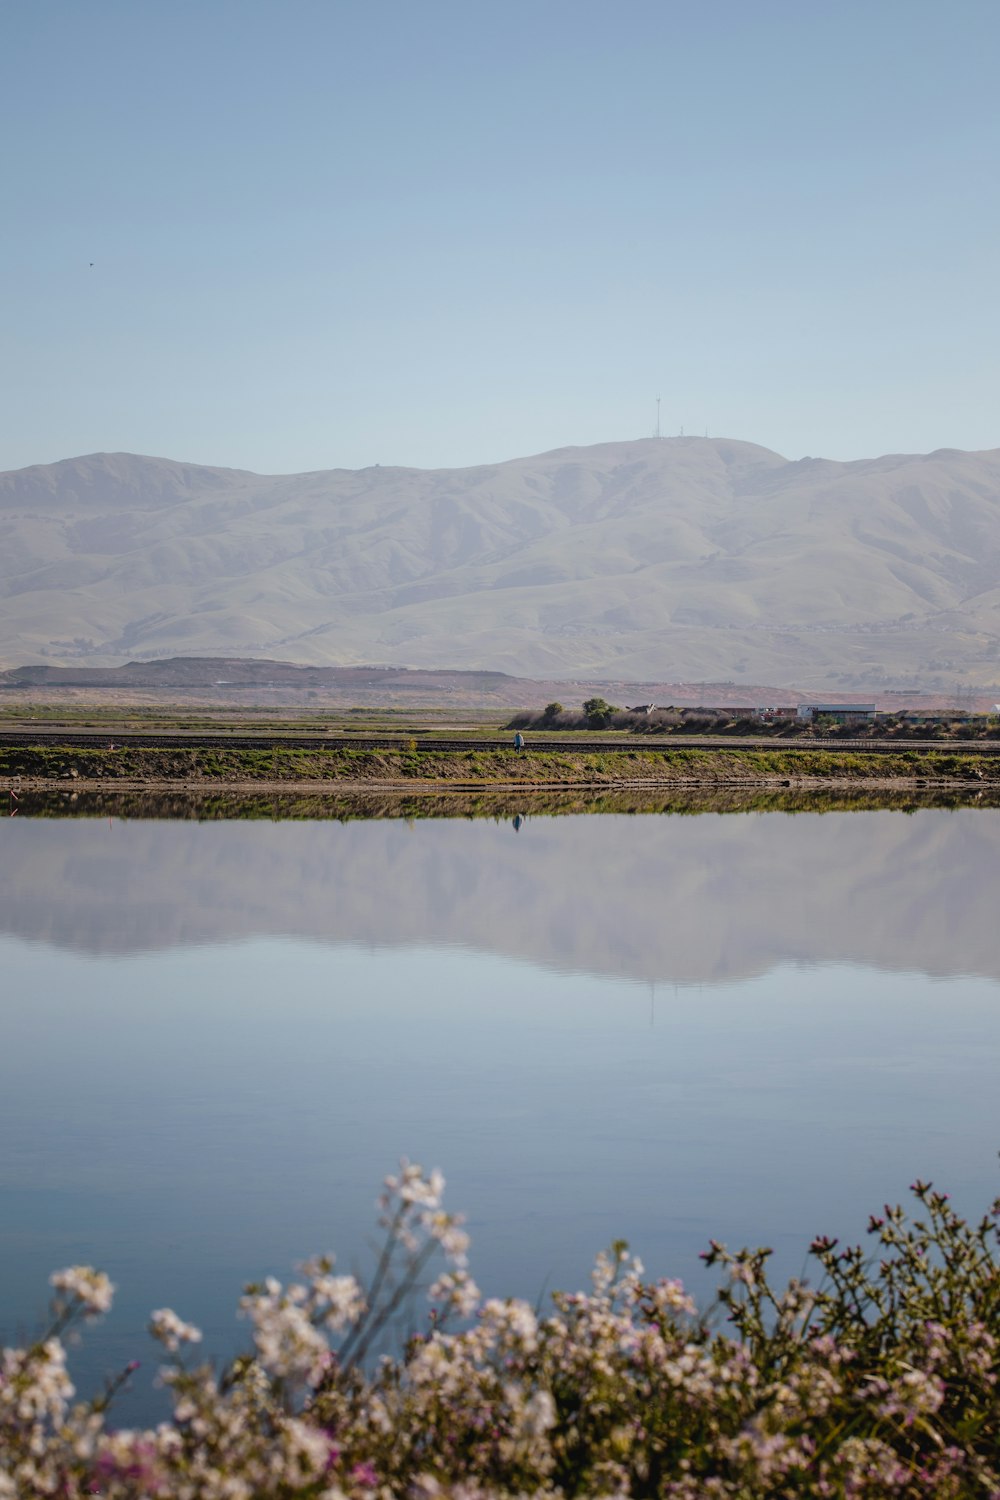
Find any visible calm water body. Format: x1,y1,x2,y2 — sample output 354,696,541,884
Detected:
3,804,1000,1419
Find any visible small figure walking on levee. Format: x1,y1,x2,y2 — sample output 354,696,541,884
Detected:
513,731,525,753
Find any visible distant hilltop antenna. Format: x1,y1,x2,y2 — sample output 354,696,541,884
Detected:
654,395,662,439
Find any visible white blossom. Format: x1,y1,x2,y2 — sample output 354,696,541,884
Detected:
312,1274,367,1332
422,1209,471,1266
49,1266,114,1317
150,1307,204,1353
428,1269,481,1318
240,1280,330,1384
520,1388,556,1438
384,1160,445,1211
480,1298,539,1352
0,1339,74,1425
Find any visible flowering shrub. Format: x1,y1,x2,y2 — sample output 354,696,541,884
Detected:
2,1166,1000,1497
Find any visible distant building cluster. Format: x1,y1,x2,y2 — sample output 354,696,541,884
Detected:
623,702,881,721
579,700,1000,728
617,702,989,724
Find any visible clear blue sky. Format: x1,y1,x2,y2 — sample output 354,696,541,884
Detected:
4,0,999,473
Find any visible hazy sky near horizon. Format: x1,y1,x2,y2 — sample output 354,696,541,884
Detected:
4,0,1000,475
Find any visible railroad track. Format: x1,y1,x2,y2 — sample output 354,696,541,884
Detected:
2,729,1000,756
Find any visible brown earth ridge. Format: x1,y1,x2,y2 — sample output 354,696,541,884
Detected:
1,656,996,714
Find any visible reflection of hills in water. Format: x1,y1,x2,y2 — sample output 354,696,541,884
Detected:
3,805,1000,985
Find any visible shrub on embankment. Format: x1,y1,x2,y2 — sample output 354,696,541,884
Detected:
5,1164,1000,1498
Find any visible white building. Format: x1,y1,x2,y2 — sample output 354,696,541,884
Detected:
797,703,878,723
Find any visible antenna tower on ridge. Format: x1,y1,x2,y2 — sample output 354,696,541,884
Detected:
655,395,662,439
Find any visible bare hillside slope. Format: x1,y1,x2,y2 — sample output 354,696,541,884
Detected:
3,436,1000,690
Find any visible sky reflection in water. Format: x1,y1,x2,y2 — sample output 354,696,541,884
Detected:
2,807,1000,1419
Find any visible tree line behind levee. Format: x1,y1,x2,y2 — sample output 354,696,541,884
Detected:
507,702,1000,738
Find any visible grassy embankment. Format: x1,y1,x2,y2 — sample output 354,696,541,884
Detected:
3,741,1000,788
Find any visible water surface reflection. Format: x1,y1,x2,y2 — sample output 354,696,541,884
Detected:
4,804,1000,983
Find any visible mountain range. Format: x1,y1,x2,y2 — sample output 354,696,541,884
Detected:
3,436,1000,690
